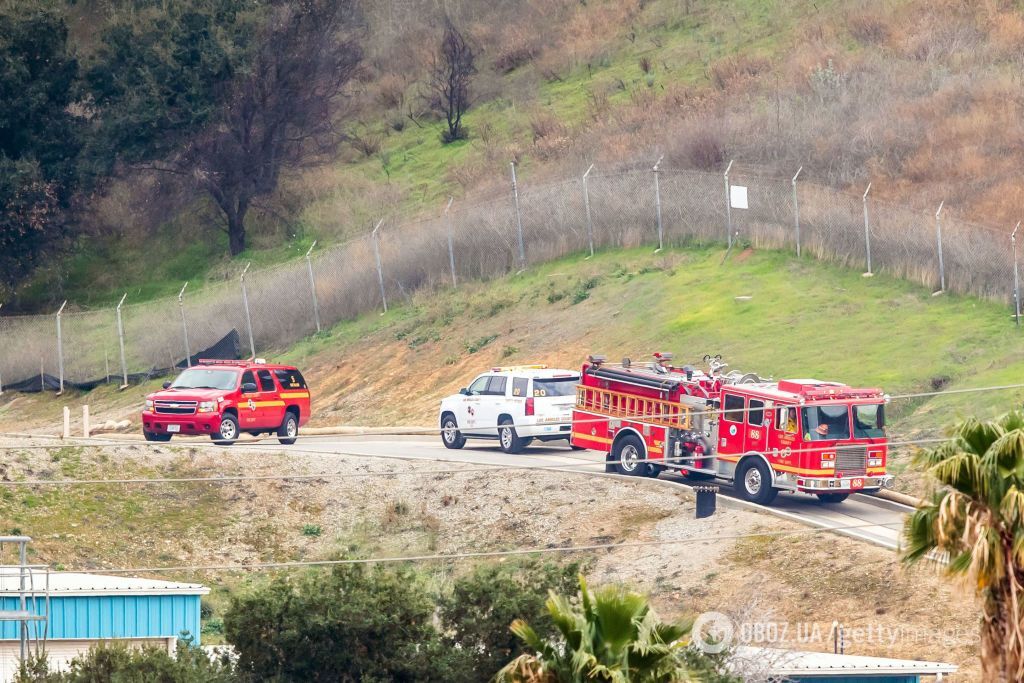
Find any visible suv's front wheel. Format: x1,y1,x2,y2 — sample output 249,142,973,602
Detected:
212,413,239,445
440,414,466,449
499,417,530,454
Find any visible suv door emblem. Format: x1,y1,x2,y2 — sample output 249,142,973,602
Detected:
248,398,256,412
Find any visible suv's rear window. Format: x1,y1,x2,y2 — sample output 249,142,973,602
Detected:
533,377,578,397
274,369,307,390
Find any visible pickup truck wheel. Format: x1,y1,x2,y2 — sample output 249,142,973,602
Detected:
212,414,239,445
143,430,171,443
816,493,849,504
277,411,299,445
736,458,778,505
440,414,466,449
612,434,646,476
499,418,528,454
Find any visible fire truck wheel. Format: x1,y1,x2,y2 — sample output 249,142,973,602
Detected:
212,413,239,445
736,458,778,505
612,434,647,476
440,414,466,449
277,410,299,445
816,493,849,504
499,418,529,454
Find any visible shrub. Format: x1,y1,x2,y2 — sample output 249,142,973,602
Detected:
685,129,726,170
301,523,322,537
709,54,770,90
465,334,498,353
847,11,889,44
638,55,653,74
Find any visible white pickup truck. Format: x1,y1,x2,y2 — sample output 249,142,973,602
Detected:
439,365,581,453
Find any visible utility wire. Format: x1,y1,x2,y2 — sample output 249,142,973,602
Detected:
59,520,905,575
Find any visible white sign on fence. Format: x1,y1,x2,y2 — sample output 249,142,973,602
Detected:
730,185,749,209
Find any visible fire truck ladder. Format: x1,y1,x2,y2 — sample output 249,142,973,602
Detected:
0,536,50,670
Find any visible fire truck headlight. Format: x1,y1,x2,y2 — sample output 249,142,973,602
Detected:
145,399,154,411
821,461,835,469
868,458,883,467
198,401,217,413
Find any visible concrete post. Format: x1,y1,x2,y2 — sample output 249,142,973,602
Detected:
62,406,70,439
83,405,90,438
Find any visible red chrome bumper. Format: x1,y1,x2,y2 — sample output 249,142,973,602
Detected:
141,411,221,436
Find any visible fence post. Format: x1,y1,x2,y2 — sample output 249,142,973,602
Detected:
1013,221,1021,328
372,218,388,313
510,161,526,272
653,155,665,253
791,166,802,257
583,164,595,258
240,263,256,359
724,159,734,249
444,197,457,287
115,293,128,388
935,201,946,292
862,183,873,275
305,242,322,333
55,300,67,394
178,282,191,367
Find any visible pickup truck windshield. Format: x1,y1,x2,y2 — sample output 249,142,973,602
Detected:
533,377,579,397
170,368,239,391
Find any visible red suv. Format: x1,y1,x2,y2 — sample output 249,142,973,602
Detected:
141,359,311,445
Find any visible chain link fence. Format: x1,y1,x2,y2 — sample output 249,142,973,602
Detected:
1,162,1019,392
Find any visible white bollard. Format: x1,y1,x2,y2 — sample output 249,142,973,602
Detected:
62,407,70,439
82,405,90,438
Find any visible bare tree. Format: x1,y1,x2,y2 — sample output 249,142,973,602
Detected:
187,0,363,255
427,17,476,144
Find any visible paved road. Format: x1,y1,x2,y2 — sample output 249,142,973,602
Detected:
248,434,911,551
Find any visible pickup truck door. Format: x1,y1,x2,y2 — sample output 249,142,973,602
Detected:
461,375,491,434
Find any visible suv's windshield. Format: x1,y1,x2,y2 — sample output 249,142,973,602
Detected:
170,368,239,391
853,403,886,438
802,405,851,441
533,377,579,397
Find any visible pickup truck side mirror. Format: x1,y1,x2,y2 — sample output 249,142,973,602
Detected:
162,381,172,389
459,387,470,395
241,382,258,393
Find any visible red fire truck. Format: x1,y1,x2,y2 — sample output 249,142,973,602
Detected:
570,354,892,504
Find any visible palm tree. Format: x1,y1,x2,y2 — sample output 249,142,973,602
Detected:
903,411,1024,681
494,575,701,683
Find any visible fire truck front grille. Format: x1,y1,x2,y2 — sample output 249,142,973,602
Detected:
835,445,867,476
154,400,198,415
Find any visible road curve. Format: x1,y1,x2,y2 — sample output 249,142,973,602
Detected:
248,434,912,551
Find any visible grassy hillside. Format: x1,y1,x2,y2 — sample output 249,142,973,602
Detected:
22,0,1024,311
5,244,1023,493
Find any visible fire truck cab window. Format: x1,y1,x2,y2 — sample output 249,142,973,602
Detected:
802,405,851,441
485,376,508,396
747,399,765,425
512,377,529,397
777,406,798,433
853,404,886,438
722,394,745,422
257,370,275,392
467,376,489,395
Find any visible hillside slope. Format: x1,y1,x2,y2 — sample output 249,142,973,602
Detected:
4,244,1023,493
